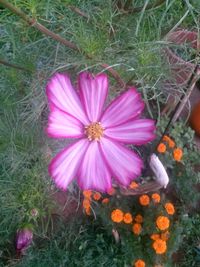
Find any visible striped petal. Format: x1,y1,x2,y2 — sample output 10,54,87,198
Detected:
79,72,108,122
104,119,156,144
101,88,144,128
78,141,112,192
46,108,84,138
49,139,89,190
100,138,143,186
46,73,89,124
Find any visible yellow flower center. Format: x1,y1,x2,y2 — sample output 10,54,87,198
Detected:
85,122,104,141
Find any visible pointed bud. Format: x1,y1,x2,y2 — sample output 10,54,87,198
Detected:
15,226,33,253
149,154,169,188
112,228,120,243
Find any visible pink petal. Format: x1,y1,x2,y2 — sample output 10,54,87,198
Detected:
46,73,89,124
46,108,84,138
104,119,156,144
49,139,89,190
79,72,108,122
100,88,144,128
78,141,112,192
100,138,143,186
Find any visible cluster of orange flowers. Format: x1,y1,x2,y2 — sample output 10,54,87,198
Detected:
111,209,144,235
138,191,175,255
150,202,175,255
157,135,183,161
82,190,111,215
139,193,161,206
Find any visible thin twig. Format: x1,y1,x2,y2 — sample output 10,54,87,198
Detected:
120,0,166,14
1,0,125,87
100,63,125,88
0,0,79,51
155,57,200,149
0,58,32,72
69,5,90,20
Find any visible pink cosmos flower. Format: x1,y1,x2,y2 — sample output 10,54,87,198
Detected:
46,72,155,192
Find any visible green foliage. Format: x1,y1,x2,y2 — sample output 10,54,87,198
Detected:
157,119,200,209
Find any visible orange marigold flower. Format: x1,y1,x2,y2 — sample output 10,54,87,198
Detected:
111,209,124,223
165,203,175,215
85,206,91,216
156,216,170,231
168,139,175,148
150,233,160,241
123,213,133,224
102,198,109,204
83,199,90,209
107,187,116,195
83,190,92,199
152,239,167,254
132,223,142,235
129,181,139,189
93,192,101,201
152,193,161,203
173,147,183,161
161,231,170,241
139,194,150,206
134,259,145,267
163,135,170,142
157,143,166,153
163,135,175,148
135,214,143,223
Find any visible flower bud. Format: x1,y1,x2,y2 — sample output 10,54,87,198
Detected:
15,226,33,252
30,208,39,217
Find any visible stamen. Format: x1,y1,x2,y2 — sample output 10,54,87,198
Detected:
85,122,104,141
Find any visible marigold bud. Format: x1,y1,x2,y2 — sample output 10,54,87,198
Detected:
134,259,146,267
151,193,161,203
135,214,143,223
102,198,109,204
173,148,183,161
132,223,142,235
93,192,101,201
165,203,175,215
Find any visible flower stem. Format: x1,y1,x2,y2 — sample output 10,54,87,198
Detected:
69,5,90,20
